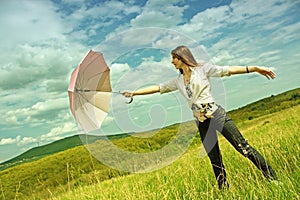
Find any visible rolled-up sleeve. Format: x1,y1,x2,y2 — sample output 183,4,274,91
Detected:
159,78,178,94
204,63,230,77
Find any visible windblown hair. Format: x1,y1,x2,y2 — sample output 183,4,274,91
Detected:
171,45,198,67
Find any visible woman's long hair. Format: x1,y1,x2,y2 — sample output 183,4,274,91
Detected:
171,45,198,67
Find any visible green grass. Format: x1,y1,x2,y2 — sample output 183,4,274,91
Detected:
50,104,300,200
0,88,299,199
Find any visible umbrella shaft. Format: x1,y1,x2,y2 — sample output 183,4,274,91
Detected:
75,89,121,94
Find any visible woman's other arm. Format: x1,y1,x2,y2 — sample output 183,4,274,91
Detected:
228,66,276,79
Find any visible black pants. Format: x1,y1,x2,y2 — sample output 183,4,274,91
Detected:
196,105,277,189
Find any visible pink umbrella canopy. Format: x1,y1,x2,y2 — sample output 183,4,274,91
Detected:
68,50,112,132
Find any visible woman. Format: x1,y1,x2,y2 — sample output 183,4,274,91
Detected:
122,45,278,189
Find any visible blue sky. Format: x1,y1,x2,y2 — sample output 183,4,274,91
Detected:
0,0,299,162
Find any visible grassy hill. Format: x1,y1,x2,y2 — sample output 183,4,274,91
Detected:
0,88,299,199
0,133,133,171
227,87,300,124
55,104,300,200
0,135,83,171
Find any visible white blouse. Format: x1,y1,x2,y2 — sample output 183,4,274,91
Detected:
160,62,230,109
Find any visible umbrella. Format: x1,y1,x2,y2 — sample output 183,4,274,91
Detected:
68,50,114,132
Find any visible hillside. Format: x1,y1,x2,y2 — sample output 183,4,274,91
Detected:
0,121,197,199
55,104,300,200
0,88,299,199
227,87,300,124
0,135,82,170
0,133,131,171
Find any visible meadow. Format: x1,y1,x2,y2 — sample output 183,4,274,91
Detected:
0,88,299,200
51,103,300,200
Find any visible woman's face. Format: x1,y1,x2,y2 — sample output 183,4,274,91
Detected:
171,55,183,70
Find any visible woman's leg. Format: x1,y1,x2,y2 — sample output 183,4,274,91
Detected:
196,119,228,189
216,107,278,180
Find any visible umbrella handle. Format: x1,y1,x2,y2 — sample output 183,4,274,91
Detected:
112,91,133,104
125,96,133,104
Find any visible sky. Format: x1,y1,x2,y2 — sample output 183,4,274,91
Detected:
0,0,299,163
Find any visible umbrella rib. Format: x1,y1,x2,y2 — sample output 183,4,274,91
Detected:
80,51,100,71
76,90,111,110
79,55,110,91
76,52,101,88
80,52,106,77
84,70,109,84
75,92,98,131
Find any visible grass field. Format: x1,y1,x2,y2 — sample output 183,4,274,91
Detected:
1,89,299,200
52,105,298,199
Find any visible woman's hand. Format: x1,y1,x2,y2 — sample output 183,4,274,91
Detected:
121,91,134,104
255,66,276,80
122,91,134,97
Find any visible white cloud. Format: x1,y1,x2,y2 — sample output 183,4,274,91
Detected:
229,0,292,24
0,137,19,145
0,40,85,90
113,57,175,91
110,63,131,85
62,0,84,3
0,0,66,49
40,122,77,142
96,26,208,66
17,137,38,146
2,98,69,126
58,0,141,41
269,21,300,44
178,5,230,42
130,0,187,28
0,135,38,146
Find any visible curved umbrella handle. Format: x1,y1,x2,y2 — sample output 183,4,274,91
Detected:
125,96,133,104
112,91,134,104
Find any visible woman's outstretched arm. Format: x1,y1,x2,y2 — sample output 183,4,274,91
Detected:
228,66,276,79
122,85,160,97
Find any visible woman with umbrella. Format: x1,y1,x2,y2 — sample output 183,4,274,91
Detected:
122,45,280,189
